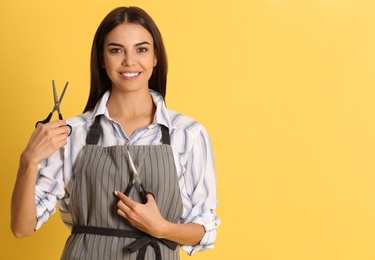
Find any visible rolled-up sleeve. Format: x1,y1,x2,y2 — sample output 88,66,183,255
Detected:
181,211,221,255
178,124,220,255
34,149,65,230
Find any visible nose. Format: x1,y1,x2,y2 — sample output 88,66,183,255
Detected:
122,52,135,66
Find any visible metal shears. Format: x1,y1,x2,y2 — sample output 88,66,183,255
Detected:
125,151,154,204
35,80,72,136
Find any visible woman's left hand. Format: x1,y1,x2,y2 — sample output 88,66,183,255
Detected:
114,191,167,238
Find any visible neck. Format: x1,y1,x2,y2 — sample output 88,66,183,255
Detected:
106,88,156,137
107,88,154,117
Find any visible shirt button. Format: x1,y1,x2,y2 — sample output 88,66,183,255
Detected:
124,141,129,146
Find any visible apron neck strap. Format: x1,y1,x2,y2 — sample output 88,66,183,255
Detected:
86,115,103,145
160,124,170,145
86,115,171,145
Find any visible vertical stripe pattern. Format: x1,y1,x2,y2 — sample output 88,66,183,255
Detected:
61,143,183,260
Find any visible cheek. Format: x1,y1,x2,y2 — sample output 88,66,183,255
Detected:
142,58,156,69
102,56,118,70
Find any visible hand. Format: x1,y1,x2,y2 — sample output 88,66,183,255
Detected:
22,120,69,166
114,191,167,238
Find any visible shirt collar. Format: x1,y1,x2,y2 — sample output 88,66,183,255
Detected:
91,89,171,129
91,91,110,119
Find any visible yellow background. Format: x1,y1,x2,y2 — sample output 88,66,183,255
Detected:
1,0,375,259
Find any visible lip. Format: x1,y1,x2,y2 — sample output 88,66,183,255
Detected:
119,71,141,79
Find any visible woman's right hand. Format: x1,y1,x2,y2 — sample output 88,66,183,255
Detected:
22,120,70,166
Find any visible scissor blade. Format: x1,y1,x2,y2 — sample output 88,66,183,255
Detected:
127,151,142,184
127,150,142,185
127,151,137,173
51,80,59,110
59,82,69,104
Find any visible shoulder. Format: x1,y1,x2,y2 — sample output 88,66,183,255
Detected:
65,111,96,141
166,108,209,141
66,111,94,128
166,109,213,161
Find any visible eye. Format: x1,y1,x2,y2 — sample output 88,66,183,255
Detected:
110,48,123,53
137,47,148,53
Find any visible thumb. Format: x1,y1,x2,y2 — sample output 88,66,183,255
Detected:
146,193,156,204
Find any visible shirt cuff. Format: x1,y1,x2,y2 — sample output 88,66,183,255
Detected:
180,215,221,255
34,190,57,230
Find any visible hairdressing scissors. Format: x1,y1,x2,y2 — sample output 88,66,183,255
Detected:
35,80,72,136
125,151,154,204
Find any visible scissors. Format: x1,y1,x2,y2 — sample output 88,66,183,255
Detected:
35,80,72,136
125,151,154,204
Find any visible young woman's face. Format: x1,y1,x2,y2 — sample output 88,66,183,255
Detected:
102,23,157,93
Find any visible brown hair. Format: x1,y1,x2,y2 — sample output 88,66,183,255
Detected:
83,6,168,112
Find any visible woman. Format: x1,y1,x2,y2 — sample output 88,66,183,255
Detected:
11,6,220,259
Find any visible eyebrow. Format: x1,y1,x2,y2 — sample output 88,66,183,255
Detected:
107,41,151,47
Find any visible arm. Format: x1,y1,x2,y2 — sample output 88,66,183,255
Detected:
11,120,69,237
115,124,220,250
11,156,38,238
178,124,220,254
115,191,205,245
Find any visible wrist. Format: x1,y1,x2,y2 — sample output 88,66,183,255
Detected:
19,151,39,171
154,219,172,239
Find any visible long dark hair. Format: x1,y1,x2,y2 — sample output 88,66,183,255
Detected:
83,6,168,112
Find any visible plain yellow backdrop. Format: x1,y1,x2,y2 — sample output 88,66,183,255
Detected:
1,0,375,259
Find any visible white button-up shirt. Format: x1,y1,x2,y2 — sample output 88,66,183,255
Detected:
35,90,220,255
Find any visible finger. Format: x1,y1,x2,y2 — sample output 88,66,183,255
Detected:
33,125,69,151
114,191,129,205
48,120,70,132
48,121,70,135
116,198,129,211
145,193,155,204
36,120,66,129
114,191,133,207
114,192,133,219
114,191,132,202
51,119,68,126
36,121,68,136
116,208,127,219
114,190,126,199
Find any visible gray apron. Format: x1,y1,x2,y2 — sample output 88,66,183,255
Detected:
61,115,183,260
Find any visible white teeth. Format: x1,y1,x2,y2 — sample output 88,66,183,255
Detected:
121,72,139,77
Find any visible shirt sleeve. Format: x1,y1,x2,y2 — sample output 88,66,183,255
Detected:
34,148,66,230
178,124,221,255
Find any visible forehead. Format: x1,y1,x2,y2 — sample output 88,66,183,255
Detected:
105,23,154,45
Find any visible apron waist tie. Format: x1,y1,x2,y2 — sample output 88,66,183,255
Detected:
71,225,178,260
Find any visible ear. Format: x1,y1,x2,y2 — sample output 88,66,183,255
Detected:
154,51,157,67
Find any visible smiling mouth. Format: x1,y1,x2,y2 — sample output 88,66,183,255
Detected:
120,72,140,78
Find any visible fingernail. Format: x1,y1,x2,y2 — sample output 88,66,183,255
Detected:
114,191,118,196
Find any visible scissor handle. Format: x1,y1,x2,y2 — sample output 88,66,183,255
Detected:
124,182,133,196
140,191,155,204
139,182,155,204
58,113,73,136
124,182,154,204
35,115,72,137
66,125,72,136
35,113,53,128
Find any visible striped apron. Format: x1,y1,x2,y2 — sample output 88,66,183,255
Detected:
61,115,183,260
